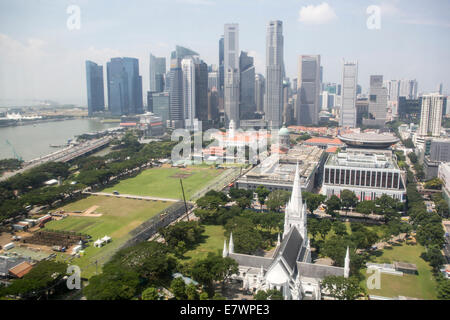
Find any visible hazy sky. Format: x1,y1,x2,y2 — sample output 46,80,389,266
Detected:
0,0,449,106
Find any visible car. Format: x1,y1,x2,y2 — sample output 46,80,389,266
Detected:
113,191,120,195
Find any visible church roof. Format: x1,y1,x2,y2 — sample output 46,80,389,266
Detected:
296,262,345,279
276,227,303,272
228,253,273,269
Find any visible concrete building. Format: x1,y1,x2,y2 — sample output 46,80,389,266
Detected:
339,61,358,128
323,148,406,202
424,138,450,179
296,55,320,125
418,93,446,137
438,162,450,209
235,145,326,192
152,92,170,126
265,20,284,129
363,75,388,128
398,97,421,122
224,23,240,128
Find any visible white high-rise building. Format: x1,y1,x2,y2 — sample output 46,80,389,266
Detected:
265,20,284,129
224,23,240,128
339,61,358,128
182,58,197,130
385,79,418,101
418,93,445,137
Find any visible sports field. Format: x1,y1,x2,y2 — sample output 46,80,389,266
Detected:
361,243,438,299
184,225,226,261
103,166,224,200
45,195,170,278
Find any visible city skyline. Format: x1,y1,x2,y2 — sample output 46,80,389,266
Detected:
0,0,449,106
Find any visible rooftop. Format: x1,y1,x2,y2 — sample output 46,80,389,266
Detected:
338,133,399,149
326,149,399,170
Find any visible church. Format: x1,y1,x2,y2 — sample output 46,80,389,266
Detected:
223,162,350,300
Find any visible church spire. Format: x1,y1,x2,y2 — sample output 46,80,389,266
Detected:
344,247,350,278
229,232,234,254
222,239,228,257
288,161,303,215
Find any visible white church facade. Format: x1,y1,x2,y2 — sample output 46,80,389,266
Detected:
223,163,350,300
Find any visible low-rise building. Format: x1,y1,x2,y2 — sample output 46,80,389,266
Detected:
323,148,406,202
235,145,326,192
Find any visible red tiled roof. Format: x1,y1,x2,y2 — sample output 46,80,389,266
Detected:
304,137,343,145
9,261,33,278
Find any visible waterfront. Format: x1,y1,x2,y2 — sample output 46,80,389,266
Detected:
0,119,118,161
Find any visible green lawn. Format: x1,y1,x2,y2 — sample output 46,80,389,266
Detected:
184,225,226,261
102,166,223,200
361,243,438,299
46,196,170,278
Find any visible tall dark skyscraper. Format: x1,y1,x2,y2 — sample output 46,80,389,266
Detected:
149,54,166,93
85,60,105,116
239,51,256,119
297,55,321,125
195,59,208,122
106,57,143,116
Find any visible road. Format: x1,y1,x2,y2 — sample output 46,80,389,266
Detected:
0,136,113,182
84,191,184,203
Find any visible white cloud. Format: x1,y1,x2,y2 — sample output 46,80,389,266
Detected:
298,3,337,25
177,0,215,5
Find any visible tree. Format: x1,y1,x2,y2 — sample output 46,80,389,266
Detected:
317,219,332,240
407,152,418,164
159,221,204,255
355,201,376,215
424,178,443,190
321,276,364,300
303,192,326,213
224,216,264,254
437,280,450,300
325,195,341,215
421,245,446,271
170,278,187,300
340,190,358,211
2,260,67,299
190,253,238,296
255,186,270,209
141,287,163,300
254,289,283,300
106,241,176,285
266,190,291,212
185,283,199,300
84,269,140,300
332,221,348,236
199,292,209,300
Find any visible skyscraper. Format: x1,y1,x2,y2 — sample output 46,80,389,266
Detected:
106,57,143,116
364,75,388,127
168,57,184,128
255,74,265,113
149,54,166,93
85,60,105,116
182,58,197,130
339,61,358,128
195,59,208,122
418,93,446,137
296,55,320,125
168,46,199,128
239,51,256,119
265,20,284,129
224,23,240,127
219,36,224,94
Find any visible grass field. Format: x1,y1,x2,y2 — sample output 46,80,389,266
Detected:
361,243,438,299
184,225,226,261
45,196,170,278
102,166,224,200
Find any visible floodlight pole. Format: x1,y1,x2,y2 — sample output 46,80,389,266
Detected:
180,179,189,221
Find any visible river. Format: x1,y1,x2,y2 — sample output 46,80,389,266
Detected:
0,119,119,161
